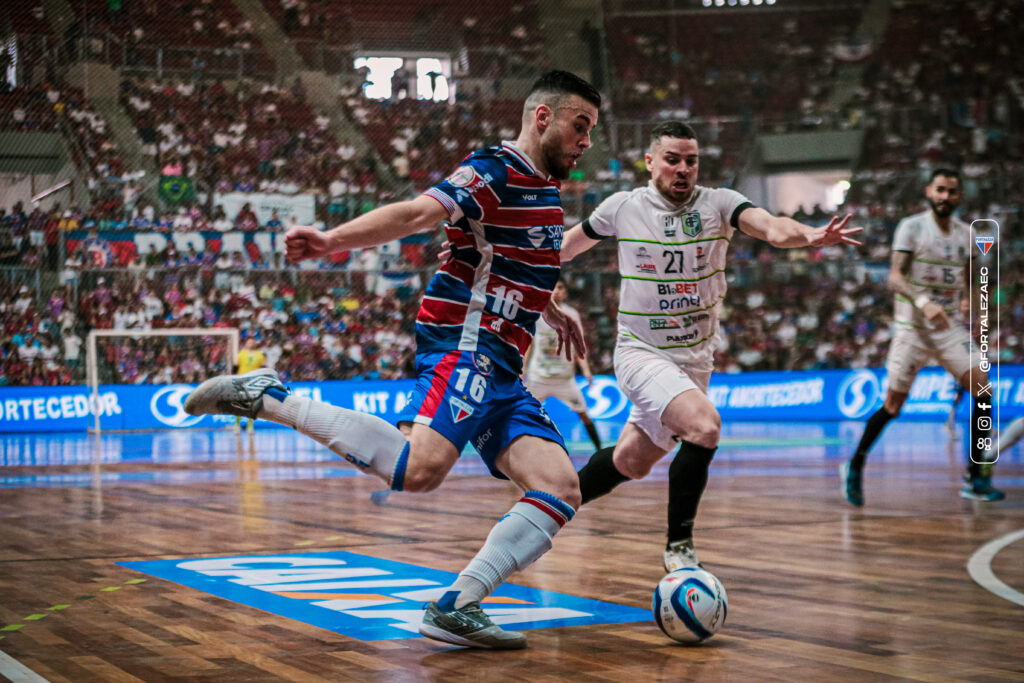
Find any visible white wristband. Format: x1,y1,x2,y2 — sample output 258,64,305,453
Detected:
914,295,931,309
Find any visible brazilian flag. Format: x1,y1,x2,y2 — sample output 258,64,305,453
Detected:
159,175,196,203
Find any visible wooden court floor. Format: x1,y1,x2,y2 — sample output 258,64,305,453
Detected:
1,423,1023,682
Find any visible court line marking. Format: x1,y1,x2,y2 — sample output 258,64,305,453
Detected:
966,528,1024,608
0,649,49,682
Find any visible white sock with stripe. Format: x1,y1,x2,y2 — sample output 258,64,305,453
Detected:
259,386,410,489
443,491,576,609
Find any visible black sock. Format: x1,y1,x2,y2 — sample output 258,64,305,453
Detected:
968,396,992,478
667,440,717,546
849,407,896,470
582,419,601,451
578,446,628,504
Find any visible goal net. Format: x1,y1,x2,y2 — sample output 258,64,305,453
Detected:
86,328,239,434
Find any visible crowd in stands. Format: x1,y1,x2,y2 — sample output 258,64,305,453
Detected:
340,91,522,190
119,77,383,201
2,223,1022,387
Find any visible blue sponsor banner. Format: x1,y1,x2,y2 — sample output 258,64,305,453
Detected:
1,365,1022,433
118,551,650,641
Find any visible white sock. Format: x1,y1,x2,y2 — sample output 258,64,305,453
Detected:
260,390,410,488
450,491,575,609
996,417,1024,457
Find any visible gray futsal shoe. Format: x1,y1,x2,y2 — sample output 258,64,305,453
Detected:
184,369,285,419
664,538,703,572
419,601,527,650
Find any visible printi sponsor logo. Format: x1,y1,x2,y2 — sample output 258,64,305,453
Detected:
727,379,825,408
659,295,702,311
2,392,121,422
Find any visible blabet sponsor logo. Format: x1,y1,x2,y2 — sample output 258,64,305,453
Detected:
837,370,881,418
657,283,699,295
650,318,681,330
448,396,475,423
150,385,204,427
118,552,649,641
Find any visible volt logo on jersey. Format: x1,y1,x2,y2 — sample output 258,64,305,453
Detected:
448,396,475,423
118,552,650,641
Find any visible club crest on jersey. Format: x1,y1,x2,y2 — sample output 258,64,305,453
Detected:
682,212,703,237
473,353,493,375
663,215,678,238
976,235,994,255
449,396,475,423
447,166,477,187
635,246,658,274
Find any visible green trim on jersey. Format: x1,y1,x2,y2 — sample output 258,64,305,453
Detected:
618,295,726,317
618,236,730,247
621,269,725,283
913,256,963,267
623,330,716,349
907,278,961,291
894,319,926,330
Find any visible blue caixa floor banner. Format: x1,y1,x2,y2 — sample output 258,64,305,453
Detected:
118,551,651,641
1,365,1022,433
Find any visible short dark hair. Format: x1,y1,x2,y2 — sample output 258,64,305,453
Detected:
525,70,601,110
650,121,698,145
929,167,961,184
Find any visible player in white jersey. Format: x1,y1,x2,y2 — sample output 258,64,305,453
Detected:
558,121,862,570
841,169,1005,504
524,280,602,451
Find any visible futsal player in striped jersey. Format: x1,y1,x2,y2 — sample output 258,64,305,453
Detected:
185,71,600,650
558,121,862,571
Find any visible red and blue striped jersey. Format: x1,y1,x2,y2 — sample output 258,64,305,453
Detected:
419,142,563,374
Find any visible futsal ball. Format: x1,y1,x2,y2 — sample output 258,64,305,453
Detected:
652,567,728,643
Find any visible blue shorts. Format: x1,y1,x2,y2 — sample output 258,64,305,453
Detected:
398,350,567,479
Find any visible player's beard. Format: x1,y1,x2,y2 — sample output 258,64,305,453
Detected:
541,139,572,180
928,197,954,217
655,175,692,205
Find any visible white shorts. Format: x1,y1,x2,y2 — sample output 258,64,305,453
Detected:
613,339,711,452
886,325,977,394
526,376,587,413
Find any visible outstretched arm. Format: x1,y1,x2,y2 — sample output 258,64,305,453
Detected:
561,223,602,263
286,195,447,262
737,207,863,249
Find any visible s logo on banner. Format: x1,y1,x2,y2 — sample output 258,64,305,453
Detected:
151,385,205,428
838,370,881,419
579,376,629,420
